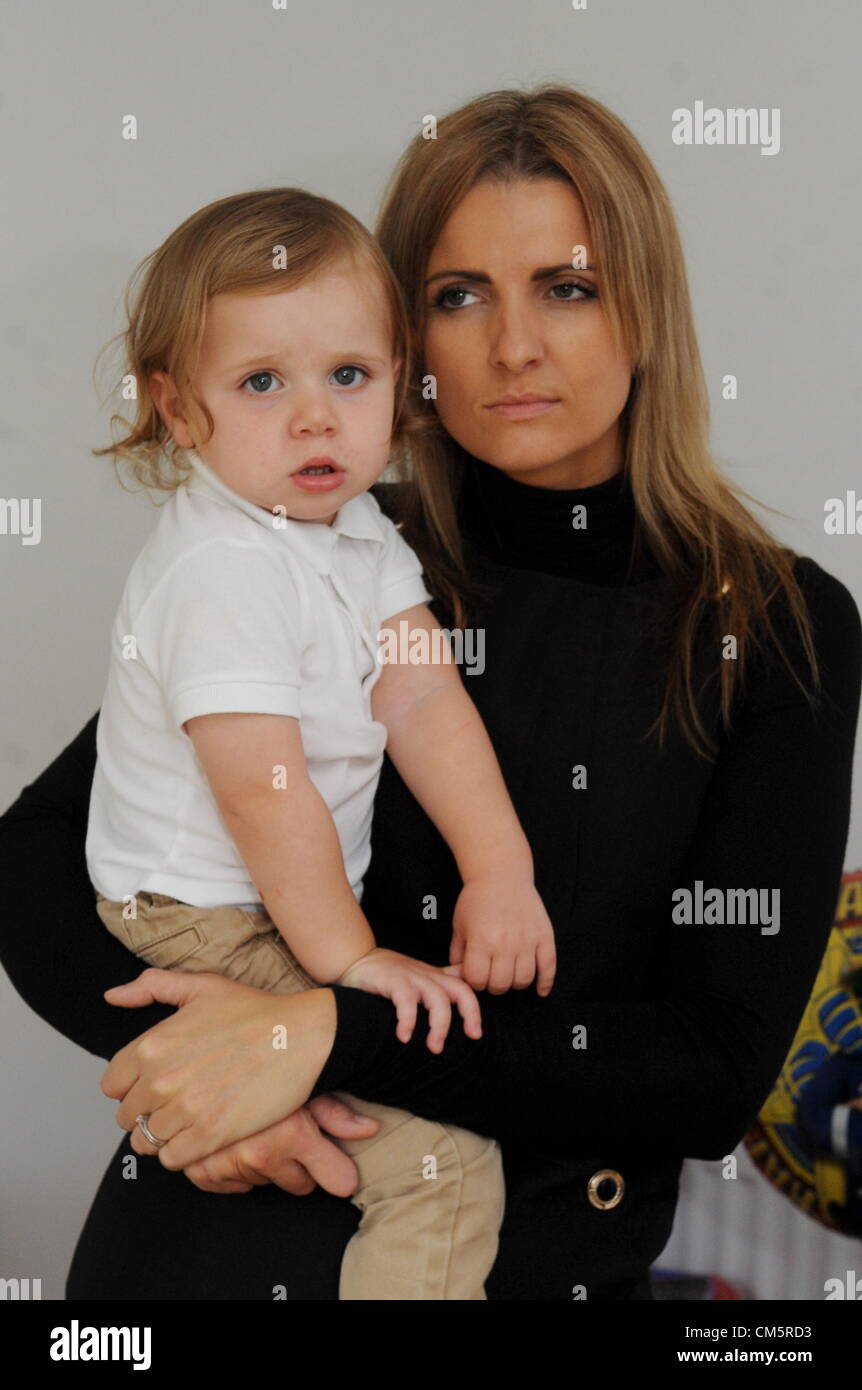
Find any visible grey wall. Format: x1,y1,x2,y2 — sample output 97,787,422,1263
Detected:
2,0,860,1298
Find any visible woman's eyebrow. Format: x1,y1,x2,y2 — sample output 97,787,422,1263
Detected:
424,262,595,287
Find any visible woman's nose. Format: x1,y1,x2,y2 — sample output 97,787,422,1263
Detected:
487,301,545,372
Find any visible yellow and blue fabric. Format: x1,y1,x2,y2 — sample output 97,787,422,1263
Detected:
744,869,862,1234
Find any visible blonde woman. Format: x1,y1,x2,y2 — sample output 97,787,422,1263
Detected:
2,85,860,1301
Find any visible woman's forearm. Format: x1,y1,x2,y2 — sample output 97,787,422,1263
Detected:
312,978,755,1158
0,714,174,1060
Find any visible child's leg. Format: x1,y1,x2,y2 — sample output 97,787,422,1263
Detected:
95,892,320,991
97,893,505,1299
332,1096,505,1300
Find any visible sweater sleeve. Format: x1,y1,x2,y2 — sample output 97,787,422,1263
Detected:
312,560,862,1160
0,713,175,1060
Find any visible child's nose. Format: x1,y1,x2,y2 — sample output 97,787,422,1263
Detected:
288,387,338,435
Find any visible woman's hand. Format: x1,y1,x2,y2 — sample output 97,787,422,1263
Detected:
100,969,337,1170
182,1095,382,1196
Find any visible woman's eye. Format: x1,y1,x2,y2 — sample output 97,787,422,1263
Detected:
431,283,593,310
330,365,368,388
550,280,594,302
241,371,279,394
432,286,480,310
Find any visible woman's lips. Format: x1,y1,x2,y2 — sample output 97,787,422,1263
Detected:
485,397,560,420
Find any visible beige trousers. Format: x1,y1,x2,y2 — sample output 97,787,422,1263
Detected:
97,890,505,1300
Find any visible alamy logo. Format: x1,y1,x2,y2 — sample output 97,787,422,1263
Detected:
824,1271,862,1300
672,881,780,935
377,621,486,675
50,1320,151,1370
672,102,780,156
0,1276,41,1299
0,497,41,545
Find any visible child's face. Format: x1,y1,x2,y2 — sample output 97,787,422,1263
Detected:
154,262,401,525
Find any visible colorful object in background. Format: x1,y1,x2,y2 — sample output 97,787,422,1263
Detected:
650,1269,747,1300
744,869,862,1235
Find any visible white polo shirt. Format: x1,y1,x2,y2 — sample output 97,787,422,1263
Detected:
85,451,432,908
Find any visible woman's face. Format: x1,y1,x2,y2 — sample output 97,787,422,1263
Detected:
422,178,633,490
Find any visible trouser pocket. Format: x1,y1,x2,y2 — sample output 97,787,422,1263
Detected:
95,891,319,991
96,892,211,969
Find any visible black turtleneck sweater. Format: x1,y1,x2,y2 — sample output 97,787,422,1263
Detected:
0,454,860,1301
456,452,649,583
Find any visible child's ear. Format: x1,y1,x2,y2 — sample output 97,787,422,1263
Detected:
391,356,403,386
149,371,195,449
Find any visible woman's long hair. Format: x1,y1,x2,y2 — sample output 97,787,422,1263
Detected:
376,84,820,760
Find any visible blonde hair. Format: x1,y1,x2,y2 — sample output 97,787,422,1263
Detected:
92,187,415,492
376,84,820,760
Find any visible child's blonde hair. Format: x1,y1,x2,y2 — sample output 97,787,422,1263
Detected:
92,187,415,493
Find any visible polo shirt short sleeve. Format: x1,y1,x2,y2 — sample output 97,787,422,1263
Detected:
135,537,306,732
373,509,434,623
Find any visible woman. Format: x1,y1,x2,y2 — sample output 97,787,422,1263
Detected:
1,84,860,1301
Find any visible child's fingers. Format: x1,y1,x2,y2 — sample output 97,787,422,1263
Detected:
390,985,419,1044
487,952,515,996
462,944,491,993
417,980,452,1053
535,936,557,997
438,974,483,1040
512,951,537,990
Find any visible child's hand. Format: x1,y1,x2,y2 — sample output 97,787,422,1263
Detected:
450,877,557,997
334,947,482,1054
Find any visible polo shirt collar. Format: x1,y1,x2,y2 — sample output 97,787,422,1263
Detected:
184,450,385,575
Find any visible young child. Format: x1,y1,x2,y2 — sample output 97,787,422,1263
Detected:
86,187,557,1301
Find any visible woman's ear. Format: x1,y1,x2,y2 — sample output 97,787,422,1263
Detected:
149,371,195,448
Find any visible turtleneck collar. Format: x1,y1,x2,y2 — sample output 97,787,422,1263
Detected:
456,452,656,585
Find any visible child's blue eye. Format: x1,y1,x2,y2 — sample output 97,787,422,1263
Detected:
330,365,368,388
241,372,278,394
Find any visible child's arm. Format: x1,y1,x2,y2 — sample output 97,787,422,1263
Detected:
371,604,557,997
183,711,481,1051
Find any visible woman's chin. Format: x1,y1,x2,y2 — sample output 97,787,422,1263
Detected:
467,441,588,482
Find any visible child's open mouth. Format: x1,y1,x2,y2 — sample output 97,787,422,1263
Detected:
290,458,346,492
